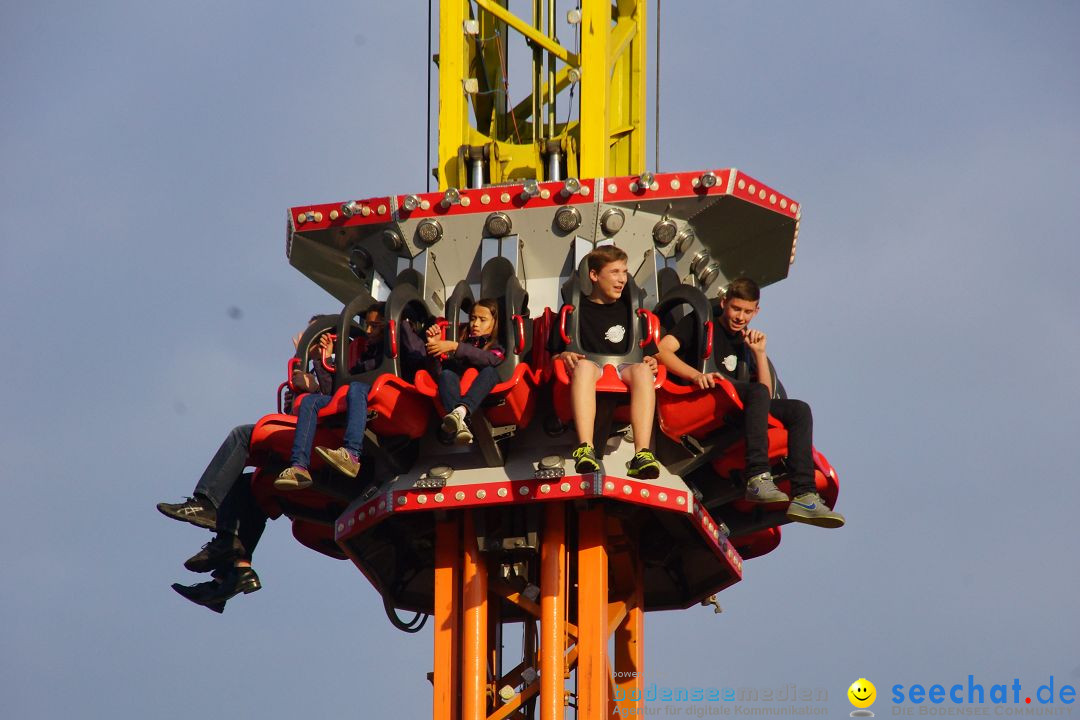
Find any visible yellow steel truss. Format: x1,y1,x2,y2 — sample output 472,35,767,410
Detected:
437,0,648,189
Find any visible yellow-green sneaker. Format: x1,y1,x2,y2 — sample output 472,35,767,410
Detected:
786,492,845,529
627,449,660,479
572,443,600,474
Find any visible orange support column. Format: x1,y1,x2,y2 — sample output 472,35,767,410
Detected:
461,511,489,720
613,548,644,714
540,502,567,720
576,506,608,720
433,516,462,720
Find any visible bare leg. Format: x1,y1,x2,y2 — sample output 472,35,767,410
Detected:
621,363,655,451
571,360,602,445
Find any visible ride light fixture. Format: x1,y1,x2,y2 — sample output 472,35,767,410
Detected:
349,246,373,278
554,206,582,233
485,211,512,238
652,218,678,246
599,207,625,236
441,187,461,207
689,248,711,277
401,194,422,212
416,218,443,244
698,261,721,288
341,200,362,218
520,178,540,200
698,171,718,189
382,228,405,252
674,227,695,254
636,171,655,191
561,177,581,196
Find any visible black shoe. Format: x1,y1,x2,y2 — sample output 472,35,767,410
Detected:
184,534,245,573
157,496,216,530
626,449,661,480
171,567,261,611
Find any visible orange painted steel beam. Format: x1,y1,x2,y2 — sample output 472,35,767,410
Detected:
576,506,609,720
540,502,567,720
434,516,462,720
462,512,489,720
613,560,644,716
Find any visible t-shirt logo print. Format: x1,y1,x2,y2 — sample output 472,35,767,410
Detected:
722,354,738,372
605,325,626,344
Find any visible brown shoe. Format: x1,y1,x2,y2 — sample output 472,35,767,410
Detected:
315,446,361,478
274,466,312,490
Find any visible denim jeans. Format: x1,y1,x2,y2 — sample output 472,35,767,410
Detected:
438,366,500,416
193,424,254,509
730,381,815,495
289,382,371,468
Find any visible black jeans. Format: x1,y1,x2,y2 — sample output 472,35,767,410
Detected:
438,366,500,415
215,471,267,561
730,382,815,496
193,424,255,508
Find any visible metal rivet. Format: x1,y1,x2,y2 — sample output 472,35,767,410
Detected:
337,523,345,532
580,185,591,196
780,199,788,209
500,192,510,203
540,484,551,494
622,484,632,495
658,492,668,502
560,482,571,492
379,501,386,510
540,189,550,200
580,481,590,490
435,493,445,503
604,481,615,491
397,496,407,505
377,204,387,215
737,179,746,190
481,194,491,205
460,196,471,207
769,193,777,204
670,179,681,190
676,496,686,506
748,184,756,195
476,489,487,499
758,189,766,200
607,183,617,193
455,491,466,501
497,487,508,498
519,486,530,495
329,210,339,220
640,489,649,498
348,518,355,526
417,494,428,504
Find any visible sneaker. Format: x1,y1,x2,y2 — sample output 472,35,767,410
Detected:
315,446,361,478
572,443,600,474
441,408,474,445
157,496,217,530
744,472,790,503
626,449,660,479
184,534,244,573
274,466,312,491
786,492,846,529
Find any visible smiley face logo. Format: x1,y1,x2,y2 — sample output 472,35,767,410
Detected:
848,678,876,709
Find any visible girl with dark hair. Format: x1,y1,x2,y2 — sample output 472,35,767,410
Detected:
425,298,505,444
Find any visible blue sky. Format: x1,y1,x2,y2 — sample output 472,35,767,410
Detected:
2,1,1078,718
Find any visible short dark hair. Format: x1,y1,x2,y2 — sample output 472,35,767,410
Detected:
365,302,386,318
724,277,760,302
586,245,628,274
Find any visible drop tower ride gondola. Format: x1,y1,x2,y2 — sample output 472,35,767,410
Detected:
247,3,839,719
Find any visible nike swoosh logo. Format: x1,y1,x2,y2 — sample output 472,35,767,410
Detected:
791,500,817,510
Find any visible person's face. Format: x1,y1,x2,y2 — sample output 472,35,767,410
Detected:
589,259,628,302
719,296,759,334
364,309,385,342
469,305,495,337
